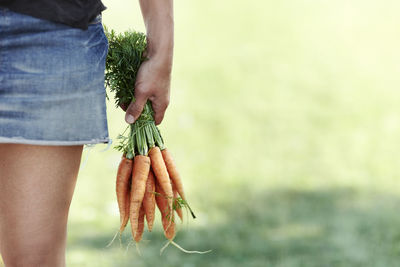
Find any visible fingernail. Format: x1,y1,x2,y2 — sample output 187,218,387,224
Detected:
126,114,135,124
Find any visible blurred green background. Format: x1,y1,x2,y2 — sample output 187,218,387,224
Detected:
66,0,400,266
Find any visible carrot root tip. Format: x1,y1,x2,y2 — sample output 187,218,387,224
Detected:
160,240,172,255
124,240,134,256
105,230,119,248
135,242,142,256
170,240,212,254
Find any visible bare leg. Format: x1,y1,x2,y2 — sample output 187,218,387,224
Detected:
0,144,83,267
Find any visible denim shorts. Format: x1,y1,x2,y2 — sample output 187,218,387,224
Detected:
0,8,111,146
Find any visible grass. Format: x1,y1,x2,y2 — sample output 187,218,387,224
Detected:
63,0,400,266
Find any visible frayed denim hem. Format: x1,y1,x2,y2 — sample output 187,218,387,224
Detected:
0,136,112,146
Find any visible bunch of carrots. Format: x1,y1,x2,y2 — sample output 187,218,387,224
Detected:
113,139,191,244
104,28,206,253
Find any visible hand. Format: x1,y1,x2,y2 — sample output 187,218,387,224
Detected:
123,55,171,125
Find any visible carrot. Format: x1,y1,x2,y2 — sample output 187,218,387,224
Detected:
172,182,183,221
149,147,173,211
124,182,131,226
143,170,156,231
134,204,146,242
129,155,151,239
162,148,196,219
161,148,186,200
116,155,133,233
155,181,175,240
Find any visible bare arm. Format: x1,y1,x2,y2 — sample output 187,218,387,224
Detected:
124,0,174,125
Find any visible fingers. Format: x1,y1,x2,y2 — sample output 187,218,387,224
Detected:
125,92,148,124
124,90,169,125
150,96,170,125
154,109,166,126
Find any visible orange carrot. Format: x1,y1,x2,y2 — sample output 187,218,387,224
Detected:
143,170,156,231
161,148,186,201
116,155,133,233
149,147,173,211
129,155,151,239
134,204,145,242
172,181,183,221
124,178,132,230
155,181,175,240
162,148,196,219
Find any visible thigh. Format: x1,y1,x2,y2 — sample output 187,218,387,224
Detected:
0,144,83,264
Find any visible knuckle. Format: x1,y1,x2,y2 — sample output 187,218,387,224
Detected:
132,105,144,114
133,91,147,101
134,92,147,101
135,83,152,94
152,96,169,109
136,85,148,93
127,104,143,114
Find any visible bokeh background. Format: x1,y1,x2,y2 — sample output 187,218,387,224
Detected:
66,0,400,266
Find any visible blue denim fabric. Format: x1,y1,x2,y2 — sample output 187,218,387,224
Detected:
0,8,111,145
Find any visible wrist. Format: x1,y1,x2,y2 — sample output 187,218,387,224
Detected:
149,54,173,77
146,35,173,60
146,38,173,73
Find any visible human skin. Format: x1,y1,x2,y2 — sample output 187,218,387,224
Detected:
0,144,83,267
0,1,174,266
124,0,174,125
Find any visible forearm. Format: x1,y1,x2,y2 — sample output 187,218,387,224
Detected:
139,0,174,68
124,0,174,125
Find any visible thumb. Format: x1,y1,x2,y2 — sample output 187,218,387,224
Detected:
125,93,147,124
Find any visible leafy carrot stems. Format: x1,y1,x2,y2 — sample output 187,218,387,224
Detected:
105,28,209,255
